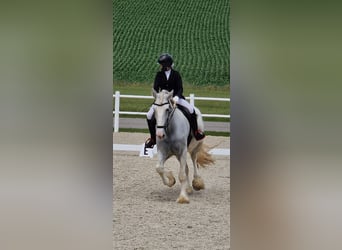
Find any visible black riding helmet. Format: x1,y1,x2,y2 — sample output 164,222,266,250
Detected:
157,53,173,68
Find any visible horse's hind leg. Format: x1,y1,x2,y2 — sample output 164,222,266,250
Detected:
156,153,175,187
191,150,205,191
185,163,193,194
176,151,190,204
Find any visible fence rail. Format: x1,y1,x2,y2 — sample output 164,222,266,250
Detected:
113,91,230,132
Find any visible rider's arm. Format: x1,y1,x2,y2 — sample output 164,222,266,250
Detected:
174,71,184,98
153,72,162,92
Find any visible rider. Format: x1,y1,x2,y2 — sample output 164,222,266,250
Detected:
145,53,205,149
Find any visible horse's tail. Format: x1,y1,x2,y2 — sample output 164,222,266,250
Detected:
196,142,215,168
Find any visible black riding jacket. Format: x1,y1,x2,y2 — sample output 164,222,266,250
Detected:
153,69,185,99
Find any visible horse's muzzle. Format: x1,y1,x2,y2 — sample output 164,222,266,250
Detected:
156,128,165,139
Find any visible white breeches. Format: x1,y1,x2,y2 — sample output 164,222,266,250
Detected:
177,98,194,114
146,98,194,120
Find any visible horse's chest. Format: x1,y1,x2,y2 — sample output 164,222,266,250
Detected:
159,139,186,155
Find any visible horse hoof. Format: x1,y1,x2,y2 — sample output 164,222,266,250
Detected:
166,171,176,187
192,177,205,191
176,195,189,204
186,186,193,194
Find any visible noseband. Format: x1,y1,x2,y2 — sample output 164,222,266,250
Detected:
153,102,169,107
153,101,176,130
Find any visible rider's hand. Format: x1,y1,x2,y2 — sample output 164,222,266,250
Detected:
172,96,179,108
172,96,179,104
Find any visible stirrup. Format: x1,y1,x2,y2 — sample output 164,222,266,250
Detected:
144,138,156,149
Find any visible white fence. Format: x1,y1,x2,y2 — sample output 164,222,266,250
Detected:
113,91,230,132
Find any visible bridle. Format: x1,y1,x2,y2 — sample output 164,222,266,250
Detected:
153,100,176,131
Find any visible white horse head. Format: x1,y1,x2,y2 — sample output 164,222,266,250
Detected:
152,89,174,139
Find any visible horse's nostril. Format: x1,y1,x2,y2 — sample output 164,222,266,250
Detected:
156,129,165,139
156,133,165,139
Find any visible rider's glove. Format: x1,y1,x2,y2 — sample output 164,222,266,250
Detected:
172,96,179,104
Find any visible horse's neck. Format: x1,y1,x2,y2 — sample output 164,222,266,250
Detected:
168,109,189,131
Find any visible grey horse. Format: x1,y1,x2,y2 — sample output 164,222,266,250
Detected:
152,89,214,203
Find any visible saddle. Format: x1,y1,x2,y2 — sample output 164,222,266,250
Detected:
176,104,193,146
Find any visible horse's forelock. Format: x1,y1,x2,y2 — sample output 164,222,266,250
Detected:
155,92,163,105
155,90,170,105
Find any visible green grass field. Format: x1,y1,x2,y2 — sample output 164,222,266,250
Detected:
113,0,230,86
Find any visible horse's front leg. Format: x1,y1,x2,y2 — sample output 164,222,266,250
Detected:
176,150,190,204
155,151,175,187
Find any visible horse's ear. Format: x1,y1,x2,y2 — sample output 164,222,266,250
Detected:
152,88,157,98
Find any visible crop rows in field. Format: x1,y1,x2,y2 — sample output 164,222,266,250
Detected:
113,0,230,86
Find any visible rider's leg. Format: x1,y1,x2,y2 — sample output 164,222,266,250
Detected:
177,98,194,114
177,98,205,140
190,111,205,140
145,106,156,148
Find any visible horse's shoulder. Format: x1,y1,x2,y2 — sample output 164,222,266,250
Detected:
174,106,191,123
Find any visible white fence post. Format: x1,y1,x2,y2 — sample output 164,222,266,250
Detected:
190,93,195,106
114,91,120,133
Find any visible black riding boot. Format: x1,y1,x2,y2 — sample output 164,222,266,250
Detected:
190,111,205,140
145,117,156,148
